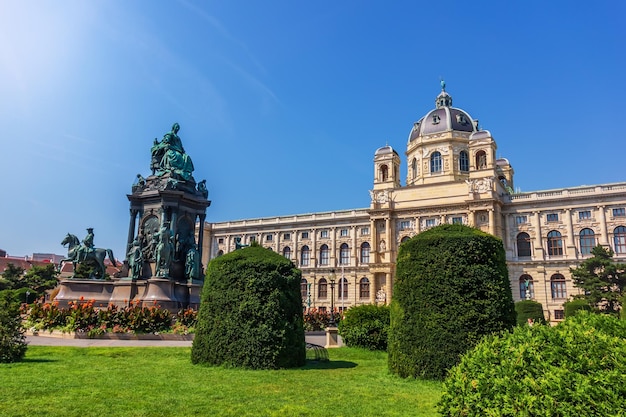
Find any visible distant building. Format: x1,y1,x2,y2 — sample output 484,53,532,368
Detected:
202,84,626,323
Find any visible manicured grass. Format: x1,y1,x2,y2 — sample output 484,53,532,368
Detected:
0,346,441,417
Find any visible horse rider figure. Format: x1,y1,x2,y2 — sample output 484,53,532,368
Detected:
77,228,95,262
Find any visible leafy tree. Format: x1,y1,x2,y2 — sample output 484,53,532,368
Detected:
0,263,25,289
388,224,516,380
22,264,59,293
570,245,626,315
0,291,27,363
191,245,305,369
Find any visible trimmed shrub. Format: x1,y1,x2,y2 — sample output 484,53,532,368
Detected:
338,304,389,350
0,291,27,363
564,298,593,317
388,224,516,380
439,312,626,416
514,300,546,326
191,246,305,369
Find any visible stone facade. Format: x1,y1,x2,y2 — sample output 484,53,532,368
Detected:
201,86,626,323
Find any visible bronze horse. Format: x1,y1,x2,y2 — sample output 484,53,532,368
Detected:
59,233,117,279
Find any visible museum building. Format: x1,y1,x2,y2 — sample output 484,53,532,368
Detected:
202,85,626,322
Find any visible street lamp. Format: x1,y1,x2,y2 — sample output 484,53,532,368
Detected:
329,269,336,327
307,283,312,309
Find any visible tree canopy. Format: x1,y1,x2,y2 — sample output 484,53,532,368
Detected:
570,245,626,315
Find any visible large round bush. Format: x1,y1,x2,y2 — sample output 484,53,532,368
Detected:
191,245,305,369
388,224,516,380
338,304,389,350
514,300,546,326
439,312,626,416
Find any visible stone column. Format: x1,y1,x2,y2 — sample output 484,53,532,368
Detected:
597,205,608,245
369,272,377,304
385,272,392,304
331,227,337,267
352,226,358,266
564,209,576,258
532,211,544,259
488,209,495,235
126,208,139,253
197,214,206,261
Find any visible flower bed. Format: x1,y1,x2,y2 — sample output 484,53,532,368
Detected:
22,298,197,338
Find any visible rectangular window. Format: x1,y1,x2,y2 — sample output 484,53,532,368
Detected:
554,310,565,320
452,217,463,225
361,227,370,236
515,215,528,225
217,238,224,244
320,230,328,238
301,232,309,239
578,210,591,220
318,306,327,313
265,234,273,242
340,229,349,237
613,208,626,217
399,221,411,230
425,219,436,227
546,213,559,222
283,233,291,241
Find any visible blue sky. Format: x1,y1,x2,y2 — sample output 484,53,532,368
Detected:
1,1,625,259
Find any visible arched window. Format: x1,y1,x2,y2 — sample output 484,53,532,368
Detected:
300,246,310,266
579,228,596,255
519,274,534,299
217,250,224,257
300,279,308,299
318,278,327,299
516,232,532,257
359,277,370,299
551,273,567,299
400,236,410,243
339,243,350,265
380,164,388,181
319,244,329,266
430,151,442,173
614,226,626,254
476,150,487,169
339,277,348,299
411,158,418,179
459,150,469,172
360,242,370,264
547,230,563,256
283,246,291,259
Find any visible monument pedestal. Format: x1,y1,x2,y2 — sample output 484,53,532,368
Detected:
325,326,340,348
141,278,179,310
55,279,114,309
187,282,203,309
109,280,139,309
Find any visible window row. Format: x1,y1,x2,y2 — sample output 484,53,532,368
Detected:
518,274,567,300
425,150,476,175
283,242,371,267
301,277,371,300
515,226,626,257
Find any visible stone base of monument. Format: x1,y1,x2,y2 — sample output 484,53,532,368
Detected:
140,278,180,310
187,282,202,310
109,280,142,309
55,279,115,309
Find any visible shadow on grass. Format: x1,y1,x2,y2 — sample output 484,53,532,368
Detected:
20,358,57,363
299,360,357,370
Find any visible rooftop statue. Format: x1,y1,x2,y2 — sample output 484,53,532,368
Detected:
151,123,195,182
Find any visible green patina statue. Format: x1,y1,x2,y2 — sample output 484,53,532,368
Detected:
60,231,117,279
151,123,195,181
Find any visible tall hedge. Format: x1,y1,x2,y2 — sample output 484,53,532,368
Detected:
564,298,592,317
388,224,516,380
439,312,626,416
0,291,27,363
514,300,546,326
338,304,390,350
191,245,305,369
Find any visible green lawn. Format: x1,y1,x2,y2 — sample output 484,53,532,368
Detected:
0,346,442,417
